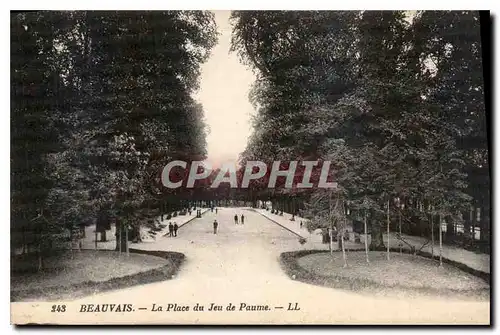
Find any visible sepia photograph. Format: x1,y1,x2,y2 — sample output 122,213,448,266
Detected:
9,8,491,325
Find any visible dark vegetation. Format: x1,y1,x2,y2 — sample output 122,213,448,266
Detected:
230,11,489,258
11,11,217,270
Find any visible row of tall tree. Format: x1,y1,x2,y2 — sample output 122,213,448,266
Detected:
231,11,489,254
11,11,218,267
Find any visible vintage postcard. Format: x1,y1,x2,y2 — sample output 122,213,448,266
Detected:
10,9,491,325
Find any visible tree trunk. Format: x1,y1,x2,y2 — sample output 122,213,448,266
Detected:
364,211,369,263
472,207,477,244
466,207,473,241
329,228,333,255
100,230,107,242
115,220,127,252
119,226,122,253
38,251,42,272
329,196,333,255
369,212,385,250
37,237,43,272
430,213,434,257
446,219,454,240
399,211,402,255
341,233,347,268
386,199,390,261
439,213,443,267
480,205,489,242
22,226,26,255
125,226,129,257
132,226,141,242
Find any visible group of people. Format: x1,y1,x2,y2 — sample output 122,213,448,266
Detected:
168,222,179,237
211,213,246,235
166,210,248,236
234,214,245,225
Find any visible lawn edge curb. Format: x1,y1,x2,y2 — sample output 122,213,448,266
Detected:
11,249,186,302
279,248,490,300
249,208,305,239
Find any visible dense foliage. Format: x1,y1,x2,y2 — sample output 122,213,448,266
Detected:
231,11,488,251
11,11,217,265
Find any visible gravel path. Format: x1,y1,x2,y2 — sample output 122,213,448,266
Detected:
11,207,490,325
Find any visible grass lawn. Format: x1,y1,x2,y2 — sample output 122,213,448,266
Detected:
281,250,489,300
11,249,185,302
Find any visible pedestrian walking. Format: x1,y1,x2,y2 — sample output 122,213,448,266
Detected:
213,220,218,234
234,214,238,224
168,222,174,237
215,207,218,214
241,214,245,224
173,222,179,237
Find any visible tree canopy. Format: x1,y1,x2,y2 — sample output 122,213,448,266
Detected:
11,11,218,258
231,10,488,249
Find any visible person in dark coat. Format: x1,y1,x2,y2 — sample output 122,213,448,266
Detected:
168,222,174,237
234,214,238,224
173,223,179,237
213,220,218,234
241,214,245,224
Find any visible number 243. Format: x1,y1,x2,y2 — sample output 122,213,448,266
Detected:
51,305,66,312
